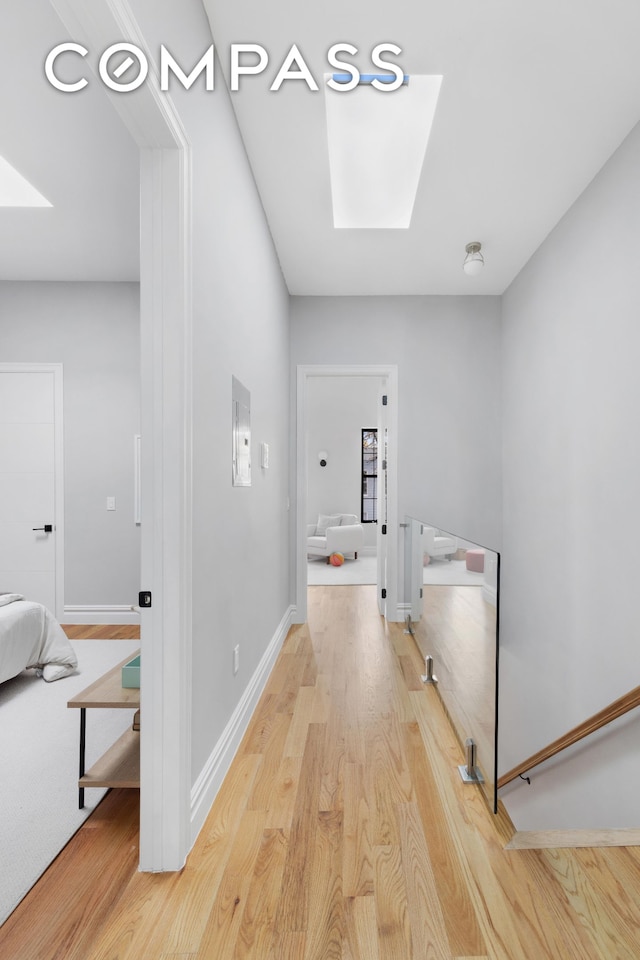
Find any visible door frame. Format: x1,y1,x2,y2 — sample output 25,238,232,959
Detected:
52,0,193,871
295,364,399,623
0,362,64,620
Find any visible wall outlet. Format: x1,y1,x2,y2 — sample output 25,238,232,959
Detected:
233,644,240,675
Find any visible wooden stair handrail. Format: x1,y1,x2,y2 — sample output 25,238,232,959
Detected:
498,684,640,790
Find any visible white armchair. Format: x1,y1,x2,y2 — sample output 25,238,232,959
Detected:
422,525,457,561
307,513,364,562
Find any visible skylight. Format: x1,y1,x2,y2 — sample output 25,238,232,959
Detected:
324,74,442,229
0,156,52,207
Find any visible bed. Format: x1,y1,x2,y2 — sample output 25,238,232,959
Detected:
0,594,78,683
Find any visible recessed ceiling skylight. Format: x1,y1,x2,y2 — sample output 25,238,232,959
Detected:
324,74,442,229
0,156,52,207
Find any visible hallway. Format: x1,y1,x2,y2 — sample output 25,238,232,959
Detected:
2,584,640,958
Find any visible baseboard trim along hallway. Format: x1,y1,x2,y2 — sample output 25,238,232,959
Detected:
189,603,296,845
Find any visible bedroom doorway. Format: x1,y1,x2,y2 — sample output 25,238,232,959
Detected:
0,364,64,618
295,364,399,624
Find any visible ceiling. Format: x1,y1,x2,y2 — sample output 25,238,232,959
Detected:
203,0,640,295
0,0,139,282
2,1,640,295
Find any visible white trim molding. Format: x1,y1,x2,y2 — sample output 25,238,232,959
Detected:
63,605,141,625
52,0,194,873
190,605,295,846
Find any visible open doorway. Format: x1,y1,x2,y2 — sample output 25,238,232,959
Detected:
295,364,399,624
305,375,381,588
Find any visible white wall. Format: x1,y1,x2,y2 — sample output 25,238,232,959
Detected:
0,281,140,607
306,376,381,550
291,296,503,551
500,121,640,829
128,0,291,789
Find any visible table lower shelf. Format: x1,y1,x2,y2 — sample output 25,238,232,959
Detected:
78,727,140,790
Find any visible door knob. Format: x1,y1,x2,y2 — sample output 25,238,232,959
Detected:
32,524,53,533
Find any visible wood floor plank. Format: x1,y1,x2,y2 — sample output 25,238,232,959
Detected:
344,896,380,960
310,672,332,723
367,714,414,847
319,643,348,811
397,801,452,960
304,809,344,960
195,810,268,960
269,931,306,960
275,722,326,934
283,685,318,757
263,754,304,830
138,754,263,958
343,762,374,898
373,843,412,960
403,718,486,958
539,846,640,959
7,587,640,960
234,826,289,959
62,625,140,640
246,710,293,811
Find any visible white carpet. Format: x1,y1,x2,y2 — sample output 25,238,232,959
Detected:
0,639,140,926
307,555,378,585
307,555,484,587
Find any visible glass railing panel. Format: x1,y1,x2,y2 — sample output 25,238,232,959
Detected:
404,517,500,812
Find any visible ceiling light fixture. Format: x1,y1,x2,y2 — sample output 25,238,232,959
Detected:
463,241,484,276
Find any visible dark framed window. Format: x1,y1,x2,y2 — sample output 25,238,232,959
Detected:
361,428,377,523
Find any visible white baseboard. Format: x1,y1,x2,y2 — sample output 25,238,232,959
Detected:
189,604,295,846
62,605,140,625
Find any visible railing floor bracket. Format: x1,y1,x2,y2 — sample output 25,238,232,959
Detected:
459,738,484,784
421,655,437,684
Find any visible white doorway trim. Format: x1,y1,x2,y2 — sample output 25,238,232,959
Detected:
51,0,193,871
0,362,64,620
295,364,399,624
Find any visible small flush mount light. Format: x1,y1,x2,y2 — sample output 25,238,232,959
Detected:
463,241,484,277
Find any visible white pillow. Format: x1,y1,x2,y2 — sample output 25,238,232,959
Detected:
316,514,341,536
0,593,24,607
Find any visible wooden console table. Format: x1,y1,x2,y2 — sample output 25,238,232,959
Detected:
67,650,140,809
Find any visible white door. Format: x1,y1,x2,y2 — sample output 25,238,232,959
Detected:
0,365,63,616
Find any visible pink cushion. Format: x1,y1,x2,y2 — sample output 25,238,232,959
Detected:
465,548,485,572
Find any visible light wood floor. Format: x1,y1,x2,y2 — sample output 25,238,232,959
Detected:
411,585,497,804
61,624,141,640
2,586,640,958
